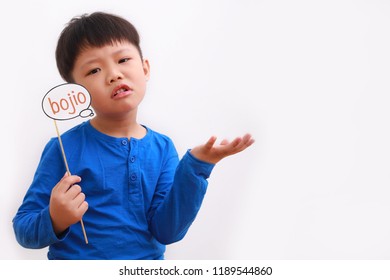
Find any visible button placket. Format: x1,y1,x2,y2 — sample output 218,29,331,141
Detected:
128,139,140,202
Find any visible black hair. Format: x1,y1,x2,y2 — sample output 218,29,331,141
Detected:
56,12,143,82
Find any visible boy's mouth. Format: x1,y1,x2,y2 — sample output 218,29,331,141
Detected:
111,84,133,99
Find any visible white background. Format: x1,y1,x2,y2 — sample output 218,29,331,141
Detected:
1,0,390,260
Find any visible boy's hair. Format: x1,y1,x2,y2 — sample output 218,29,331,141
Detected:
56,12,143,82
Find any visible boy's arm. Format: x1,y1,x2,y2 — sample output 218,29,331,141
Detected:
148,150,214,245
13,206,63,249
148,133,254,244
12,139,69,249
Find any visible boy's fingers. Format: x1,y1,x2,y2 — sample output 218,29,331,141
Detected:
234,134,254,149
244,134,255,145
78,201,89,216
204,136,217,150
55,175,81,193
223,134,254,155
244,134,255,147
230,137,242,148
73,192,86,208
220,139,229,145
66,184,82,199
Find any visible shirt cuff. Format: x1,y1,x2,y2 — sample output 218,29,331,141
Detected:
185,150,215,178
41,206,70,243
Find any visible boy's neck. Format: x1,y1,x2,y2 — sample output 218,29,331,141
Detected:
90,115,146,140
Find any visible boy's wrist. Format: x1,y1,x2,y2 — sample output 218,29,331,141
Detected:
49,207,70,236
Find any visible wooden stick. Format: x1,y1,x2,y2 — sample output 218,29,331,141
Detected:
54,120,89,244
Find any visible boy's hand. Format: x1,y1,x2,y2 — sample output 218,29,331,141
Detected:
190,133,255,164
49,174,88,236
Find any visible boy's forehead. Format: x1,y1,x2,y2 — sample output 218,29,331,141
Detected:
81,40,135,53
77,41,139,60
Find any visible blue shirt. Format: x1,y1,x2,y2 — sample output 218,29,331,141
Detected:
13,121,214,259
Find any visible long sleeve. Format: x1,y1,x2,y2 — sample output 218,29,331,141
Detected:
13,139,67,249
13,121,215,259
148,150,215,244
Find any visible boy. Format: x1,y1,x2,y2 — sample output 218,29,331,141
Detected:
13,12,254,259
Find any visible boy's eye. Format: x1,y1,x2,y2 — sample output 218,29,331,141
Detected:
87,68,101,76
119,58,130,63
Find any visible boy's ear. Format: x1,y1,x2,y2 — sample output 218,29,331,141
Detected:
143,59,150,81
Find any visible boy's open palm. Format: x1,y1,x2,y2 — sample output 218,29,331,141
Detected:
49,174,88,236
190,133,255,164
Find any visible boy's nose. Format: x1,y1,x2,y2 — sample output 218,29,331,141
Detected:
107,69,124,84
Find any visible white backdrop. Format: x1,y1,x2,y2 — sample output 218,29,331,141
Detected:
1,0,390,260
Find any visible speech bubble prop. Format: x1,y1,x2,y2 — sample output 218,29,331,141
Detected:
41,82,91,244
42,83,94,121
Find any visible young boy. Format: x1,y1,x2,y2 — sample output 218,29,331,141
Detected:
13,12,254,260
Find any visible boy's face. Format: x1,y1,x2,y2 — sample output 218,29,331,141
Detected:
71,41,150,120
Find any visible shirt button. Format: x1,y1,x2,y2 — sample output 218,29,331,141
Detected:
130,156,136,162
130,173,137,181
121,140,127,145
